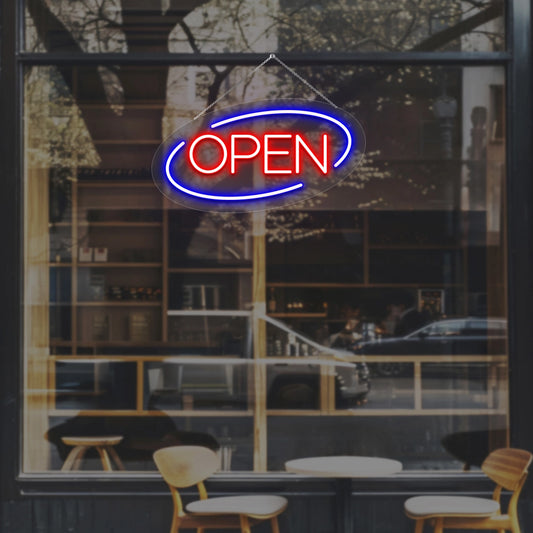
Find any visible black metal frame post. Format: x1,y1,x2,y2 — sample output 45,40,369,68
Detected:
0,0,23,503
336,478,353,533
507,0,533,455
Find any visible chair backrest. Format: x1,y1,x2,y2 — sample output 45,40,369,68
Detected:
154,445,220,488
482,448,532,491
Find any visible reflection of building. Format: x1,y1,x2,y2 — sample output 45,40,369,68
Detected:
3,1,533,532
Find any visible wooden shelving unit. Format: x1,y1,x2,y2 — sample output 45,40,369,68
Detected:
46,195,508,470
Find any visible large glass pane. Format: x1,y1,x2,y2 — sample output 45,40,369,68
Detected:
24,63,507,473
25,0,505,54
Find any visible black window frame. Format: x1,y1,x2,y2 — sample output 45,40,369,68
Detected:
1,0,532,498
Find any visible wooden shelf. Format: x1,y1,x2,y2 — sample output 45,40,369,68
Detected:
76,301,161,306
167,309,251,317
77,222,162,227
50,355,247,362
50,339,74,346
168,267,253,273
268,313,327,318
93,139,160,145
266,409,507,417
77,262,162,268
78,103,166,110
49,263,73,267
77,181,154,188
267,282,463,288
48,409,254,417
50,262,162,267
50,340,220,350
368,244,461,250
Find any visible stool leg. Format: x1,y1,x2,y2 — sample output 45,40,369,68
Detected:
106,446,125,471
61,446,87,471
433,517,444,533
96,446,113,471
240,515,251,533
271,516,280,533
73,446,89,470
414,519,424,533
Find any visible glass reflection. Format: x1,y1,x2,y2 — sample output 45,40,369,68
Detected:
25,0,505,54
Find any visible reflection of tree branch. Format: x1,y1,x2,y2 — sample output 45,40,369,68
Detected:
243,3,309,52
394,6,419,49
176,18,236,107
177,19,222,78
177,19,203,54
233,0,253,52
27,0,85,54
207,66,235,106
411,1,502,51
27,0,109,109
329,1,502,105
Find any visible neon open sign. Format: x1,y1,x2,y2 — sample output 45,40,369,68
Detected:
152,100,365,212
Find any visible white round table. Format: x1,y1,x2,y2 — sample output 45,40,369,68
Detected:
285,456,402,532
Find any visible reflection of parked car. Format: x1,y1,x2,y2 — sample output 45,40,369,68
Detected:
149,316,372,412
352,318,507,376
148,357,371,412
354,318,507,355
267,358,370,410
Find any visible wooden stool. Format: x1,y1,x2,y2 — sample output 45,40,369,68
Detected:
61,436,125,471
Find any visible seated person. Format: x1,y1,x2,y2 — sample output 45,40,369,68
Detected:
390,291,429,337
328,304,363,349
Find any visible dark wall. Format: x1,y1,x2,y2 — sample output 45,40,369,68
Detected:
4,475,532,533
2,489,532,533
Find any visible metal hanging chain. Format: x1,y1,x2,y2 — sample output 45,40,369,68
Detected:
193,53,337,121
267,53,338,108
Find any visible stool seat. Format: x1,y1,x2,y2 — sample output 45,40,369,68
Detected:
61,436,123,447
61,435,125,472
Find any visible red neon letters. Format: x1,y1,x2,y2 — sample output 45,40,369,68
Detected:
187,133,329,177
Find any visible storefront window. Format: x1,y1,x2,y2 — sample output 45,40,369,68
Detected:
23,59,508,473
23,1,509,475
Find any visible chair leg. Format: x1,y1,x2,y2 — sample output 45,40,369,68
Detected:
511,514,521,533
433,517,443,533
196,529,204,533
414,519,424,533
271,516,280,533
170,511,179,533
240,515,252,533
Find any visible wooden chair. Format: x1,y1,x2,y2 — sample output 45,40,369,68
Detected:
404,448,532,533
153,446,287,533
